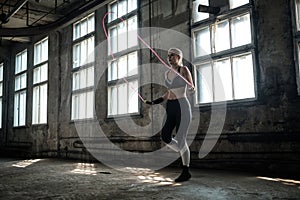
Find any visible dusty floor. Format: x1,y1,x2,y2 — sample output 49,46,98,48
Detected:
0,158,299,200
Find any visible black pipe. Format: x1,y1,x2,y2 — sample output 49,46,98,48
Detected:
198,4,220,14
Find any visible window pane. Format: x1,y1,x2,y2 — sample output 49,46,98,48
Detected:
0,83,2,97
232,53,255,99
108,61,112,81
108,87,112,115
33,67,40,84
41,39,48,63
40,63,48,83
15,76,20,91
86,91,94,118
296,0,300,30
16,50,27,74
193,0,209,23
15,73,27,91
20,73,27,89
194,27,211,57
87,67,94,87
15,55,21,74
109,27,118,54
118,21,127,52
21,51,27,71
73,72,79,91
80,68,87,89
196,63,213,103
118,83,128,114
118,55,127,79
298,43,300,78
112,60,118,80
39,84,48,123
109,2,118,22
213,59,233,101
118,0,127,17
128,51,138,76
78,93,86,119
0,98,2,128
34,43,41,65
128,0,137,13
128,16,138,48
108,60,118,81
80,19,88,37
128,80,138,113
0,64,3,81
87,37,95,63
112,86,118,115
88,15,95,33
72,95,79,120
229,0,249,9
108,86,117,115
213,20,230,53
73,44,80,68
14,94,19,126
19,91,26,126
80,40,87,66
32,86,39,124
231,14,251,48
74,22,81,40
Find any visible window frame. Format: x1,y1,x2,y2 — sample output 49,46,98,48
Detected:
71,12,96,121
0,63,3,129
291,0,300,94
33,37,49,125
106,0,140,118
14,49,28,127
191,0,257,106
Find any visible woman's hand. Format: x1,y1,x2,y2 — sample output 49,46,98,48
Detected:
187,87,195,96
145,100,153,105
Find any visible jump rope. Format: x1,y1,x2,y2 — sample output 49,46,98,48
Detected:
102,12,194,103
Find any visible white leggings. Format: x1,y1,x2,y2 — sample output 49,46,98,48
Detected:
161,98,192,167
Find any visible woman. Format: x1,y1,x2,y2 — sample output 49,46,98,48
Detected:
145,48,194,182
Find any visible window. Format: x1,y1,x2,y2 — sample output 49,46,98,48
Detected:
192,1,255,104
14,50,27,126
72,13,95,120
108,0,137,22
0,63,3,128
293,0,300,94
107,0,139,116
195,53,255,103
33,37,48,124
108,15,138,53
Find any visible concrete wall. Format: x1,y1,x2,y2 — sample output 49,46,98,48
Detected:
0,0,300,173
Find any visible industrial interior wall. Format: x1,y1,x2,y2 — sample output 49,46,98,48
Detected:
0,0,299,173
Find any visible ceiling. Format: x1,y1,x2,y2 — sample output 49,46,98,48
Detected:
0,0,108,42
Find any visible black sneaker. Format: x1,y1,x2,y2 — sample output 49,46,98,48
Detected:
175,166,191,182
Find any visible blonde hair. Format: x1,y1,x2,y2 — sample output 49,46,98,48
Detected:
168,48,183,66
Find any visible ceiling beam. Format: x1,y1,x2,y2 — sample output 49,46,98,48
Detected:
1,0,29,24
0,0,109,37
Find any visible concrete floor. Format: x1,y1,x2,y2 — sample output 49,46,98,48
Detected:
0,158,299,200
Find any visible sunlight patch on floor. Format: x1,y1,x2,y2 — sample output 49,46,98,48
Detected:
12,159,43,168
257,176,300,188
71,163,97,175
124,167,181,186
